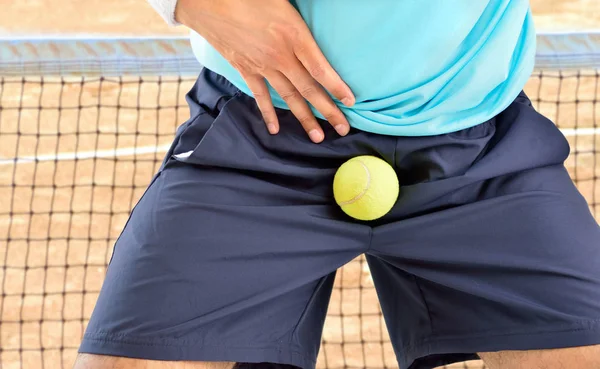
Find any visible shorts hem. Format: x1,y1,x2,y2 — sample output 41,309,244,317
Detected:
402,322,600,369
79,336,315,369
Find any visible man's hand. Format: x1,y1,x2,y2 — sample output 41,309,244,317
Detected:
175,0,355,143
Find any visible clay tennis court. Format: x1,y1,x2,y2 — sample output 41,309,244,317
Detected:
0,2,599,369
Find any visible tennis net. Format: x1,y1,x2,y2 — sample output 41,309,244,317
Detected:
0,33,598,369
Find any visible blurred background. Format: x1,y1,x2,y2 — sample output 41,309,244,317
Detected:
1,0,599,35
0,1,598,369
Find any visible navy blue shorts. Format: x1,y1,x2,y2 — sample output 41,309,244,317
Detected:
80,69,600,369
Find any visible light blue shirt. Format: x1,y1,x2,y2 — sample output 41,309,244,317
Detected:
190,0,536,136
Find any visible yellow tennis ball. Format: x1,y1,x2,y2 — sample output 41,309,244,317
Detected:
333,155,399,221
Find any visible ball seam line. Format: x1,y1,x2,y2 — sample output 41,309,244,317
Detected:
337,159,371,206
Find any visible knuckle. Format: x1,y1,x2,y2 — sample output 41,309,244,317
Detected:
293,40,308,56
268,22,300,42
298,84,318,98
308,63,325,79
259,47,281,69
279,89,301,101
251,59,269,73
254,64,267,74
229,59,243,71
316,99,341,120
261,45,279,60
297,115,315,126
322,109,342,122
251,90,267,100
263,113,277,125
328,86,345,99
229,54,252,73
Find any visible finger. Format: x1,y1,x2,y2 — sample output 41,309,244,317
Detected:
242,73,279,134
293,33,355,107
282,59,350,136
265,71,324,143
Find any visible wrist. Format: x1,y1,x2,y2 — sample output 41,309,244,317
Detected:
174,0,192,26
148,0,181,26
175,0,215,28
175,0,227,29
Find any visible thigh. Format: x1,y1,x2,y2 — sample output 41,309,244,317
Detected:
73,355,302,369
73,354,233,369
79,70,372,368
367,93,600,369
479,345,600,369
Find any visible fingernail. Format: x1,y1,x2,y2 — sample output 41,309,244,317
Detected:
267,123,277,134
341,97,354,107
309,129,324,143
335,124,349,136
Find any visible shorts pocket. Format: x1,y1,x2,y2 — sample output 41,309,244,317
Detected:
170,91,243,166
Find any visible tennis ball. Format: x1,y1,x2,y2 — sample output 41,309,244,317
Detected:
333,155,399,221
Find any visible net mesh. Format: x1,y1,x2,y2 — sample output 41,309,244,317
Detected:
0,40,598,369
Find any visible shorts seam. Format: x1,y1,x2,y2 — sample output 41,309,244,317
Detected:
412,275,434,335
81,338,316,367
83,333,312,360
289,275,330,345
403,320,600,350
107,170,164,265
